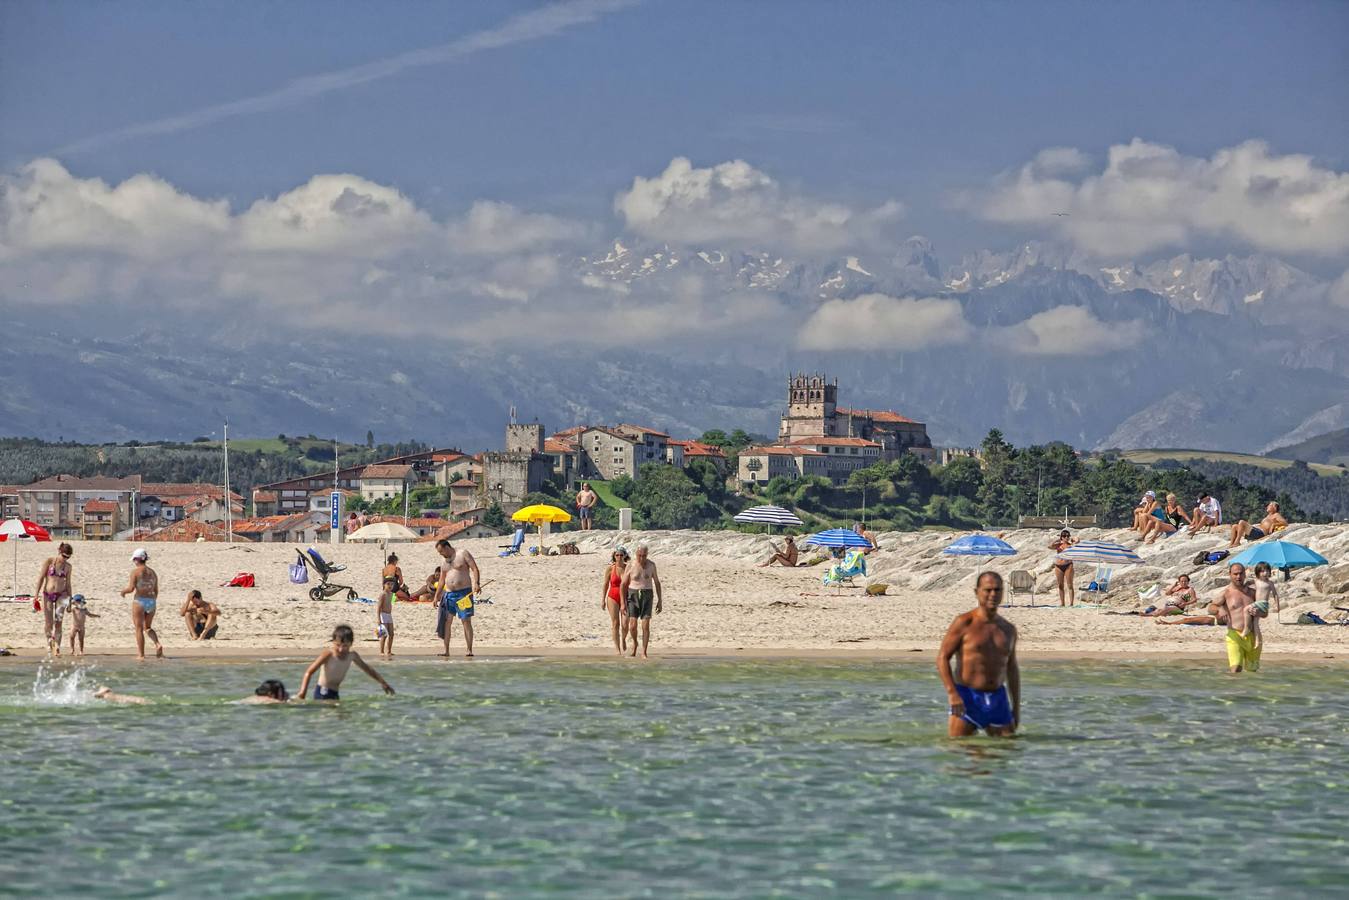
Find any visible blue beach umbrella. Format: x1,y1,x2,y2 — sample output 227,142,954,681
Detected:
803,528,873,549
942,534,1017,557
1227,540,1328,571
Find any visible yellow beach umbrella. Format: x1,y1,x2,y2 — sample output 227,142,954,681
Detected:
511,504,572,552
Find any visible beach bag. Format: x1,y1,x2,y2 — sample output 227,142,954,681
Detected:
1192,549,1230,566
225,572,255,588
1297,612,1328,625
865,583,889,596
289,563,309,585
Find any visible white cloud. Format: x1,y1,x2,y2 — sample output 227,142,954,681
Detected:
447,201,588,255
974,139,1349,257
1000,306,1143,356
615,156,902,252
238,174,434,255
797,294,972,351
1330,270,1349,309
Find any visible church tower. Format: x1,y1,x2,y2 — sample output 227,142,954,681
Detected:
778,373,840,441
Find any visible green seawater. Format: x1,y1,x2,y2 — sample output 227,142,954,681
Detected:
2,658,1347,898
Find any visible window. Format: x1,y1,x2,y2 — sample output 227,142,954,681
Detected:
850,447,858,455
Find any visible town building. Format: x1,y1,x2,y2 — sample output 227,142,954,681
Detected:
16,475,143,538
230,511,330,544
737,446,829,485
1,486,21,519
417,519,503,543
360,464,414,502
81,499,121,540
577,427,641,481
777,373,933,461
667,440,728,473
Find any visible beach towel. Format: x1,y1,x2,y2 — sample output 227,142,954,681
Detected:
223,573,255,588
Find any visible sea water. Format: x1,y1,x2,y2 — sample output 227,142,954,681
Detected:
1,658,1346,897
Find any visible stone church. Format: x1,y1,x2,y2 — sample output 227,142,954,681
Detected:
777,373,933,461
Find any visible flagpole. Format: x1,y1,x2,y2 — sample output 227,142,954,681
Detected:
224,421,233,544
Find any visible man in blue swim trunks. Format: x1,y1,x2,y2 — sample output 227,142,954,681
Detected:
937,571,1020,737
433,538,481,658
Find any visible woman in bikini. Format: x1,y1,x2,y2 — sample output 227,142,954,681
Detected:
600,548,630,655
1049,530,1076,607
33,543,74,655
119,548,163,660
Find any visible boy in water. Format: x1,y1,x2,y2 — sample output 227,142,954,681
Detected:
377,575,397,658
937,571,1020,737
296,624,395,701
66,595,99,657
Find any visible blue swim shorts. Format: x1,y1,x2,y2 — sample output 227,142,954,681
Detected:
437,589,473,637
579,506,593,520
312,685,340,701
952,684,1014,731
135,597,157,614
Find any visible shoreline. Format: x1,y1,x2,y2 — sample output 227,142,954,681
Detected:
2,646,1344,665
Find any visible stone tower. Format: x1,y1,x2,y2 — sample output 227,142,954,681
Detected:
505,423,544,455
778,373,840,441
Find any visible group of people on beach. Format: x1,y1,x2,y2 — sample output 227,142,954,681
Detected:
1129,489,1287,548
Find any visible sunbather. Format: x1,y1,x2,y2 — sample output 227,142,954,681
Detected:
1132,491,1158,534
1154,601,1228,626
1228,502,1287,548
1189,493,1222,537
759,536,799,568
1141,575,1199,616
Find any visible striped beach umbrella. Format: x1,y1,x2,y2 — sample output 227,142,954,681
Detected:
1055,540,1143,565
942,534,1017,557
1,518,51,595
733,505,803,533
803,528,873,549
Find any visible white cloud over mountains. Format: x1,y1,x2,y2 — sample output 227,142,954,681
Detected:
975,139,1349,258
615,157,902,253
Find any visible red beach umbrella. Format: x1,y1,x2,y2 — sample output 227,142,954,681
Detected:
1,518,51,597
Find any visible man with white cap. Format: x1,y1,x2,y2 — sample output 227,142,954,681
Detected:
119,548,163,659
1131,490,1158,534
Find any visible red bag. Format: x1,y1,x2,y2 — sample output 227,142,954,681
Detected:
224,572,255,588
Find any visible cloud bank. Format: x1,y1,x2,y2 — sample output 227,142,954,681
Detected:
974,139,1349,257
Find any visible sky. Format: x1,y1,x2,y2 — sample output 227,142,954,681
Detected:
1,0,1347,346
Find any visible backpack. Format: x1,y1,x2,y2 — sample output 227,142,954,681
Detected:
1297,612,1328,625
1193,549,1230,566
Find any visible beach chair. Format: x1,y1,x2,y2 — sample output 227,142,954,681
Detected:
498,528,526,558
823,549,867,587
297,548,357,602
1082,565,1113,598
1007,569,1036,607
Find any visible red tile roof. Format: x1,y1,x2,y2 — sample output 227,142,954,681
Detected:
669,440,727,458
416,519,500,542
24,474,142,491
142,482,242,501
362,464,413,480
836,407,921,425
742,445,826,457
617,424,670,438
251,490,279,502
543,439,577,454
551,426,587,439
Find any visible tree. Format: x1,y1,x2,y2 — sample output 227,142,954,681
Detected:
609,475,636,500
366,430,374,448
937,455,982,499
482,503,506,529
630,464,708,529
699,429,729,448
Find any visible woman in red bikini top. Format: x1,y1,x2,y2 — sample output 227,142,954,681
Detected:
601,548,630,656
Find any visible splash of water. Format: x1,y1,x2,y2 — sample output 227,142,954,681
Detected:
30,662,97,706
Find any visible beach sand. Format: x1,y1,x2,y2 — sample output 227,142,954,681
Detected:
2,527,1346,660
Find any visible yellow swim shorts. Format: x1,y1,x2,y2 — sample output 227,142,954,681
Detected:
1225,628,1261,672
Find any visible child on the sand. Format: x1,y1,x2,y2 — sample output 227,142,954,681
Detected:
66,595,99,657
297,624,394,701
377,576,396,658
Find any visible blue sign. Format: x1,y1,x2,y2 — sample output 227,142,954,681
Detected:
330,491,341,530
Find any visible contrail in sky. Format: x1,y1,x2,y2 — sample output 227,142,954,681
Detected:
57,0,638,154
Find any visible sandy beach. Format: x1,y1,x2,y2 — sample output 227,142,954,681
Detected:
3,524,1347,661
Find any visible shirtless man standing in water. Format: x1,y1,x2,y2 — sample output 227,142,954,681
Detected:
937,572,1020,737
1218,563,1265,674
433,539,481,658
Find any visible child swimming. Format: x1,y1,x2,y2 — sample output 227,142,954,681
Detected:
296,624,395,701
377,576,396,659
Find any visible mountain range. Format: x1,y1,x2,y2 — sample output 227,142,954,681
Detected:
3,236,1346,454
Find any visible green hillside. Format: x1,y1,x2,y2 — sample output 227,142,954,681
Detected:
1266,428,1349,468
1119,449,1343,478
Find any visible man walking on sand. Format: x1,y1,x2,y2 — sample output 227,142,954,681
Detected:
576,482,598,531
433,539,481,658
621,544,663,658
1218,563,1265,673
937,571,1020,737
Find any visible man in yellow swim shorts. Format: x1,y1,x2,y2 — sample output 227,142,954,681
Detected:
1217,563,1265,673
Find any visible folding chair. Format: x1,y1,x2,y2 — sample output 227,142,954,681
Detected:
1007,570,1036,607
498,528,526,557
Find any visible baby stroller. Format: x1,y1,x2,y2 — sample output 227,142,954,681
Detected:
295,548,358,602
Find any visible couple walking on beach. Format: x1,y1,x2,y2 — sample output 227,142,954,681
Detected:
602,545,663,658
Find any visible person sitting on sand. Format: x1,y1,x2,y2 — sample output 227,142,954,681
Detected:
237,679,290,704
180,590,221,641
759,536,799,568
381,553,409,600
94,686,150,705
937,571,1019,737
1141,575,1199,617
1132,491,1159,534
296,624,394,701
1228,502,1287,548
1189,493,1222,537
1049,529,1076,606
408,571,439,602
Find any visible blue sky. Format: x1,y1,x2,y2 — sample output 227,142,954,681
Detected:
4,0,1346,256
1,0,1347,352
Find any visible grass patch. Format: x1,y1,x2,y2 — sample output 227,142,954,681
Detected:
1119,449,1342,478
585,480,626,509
